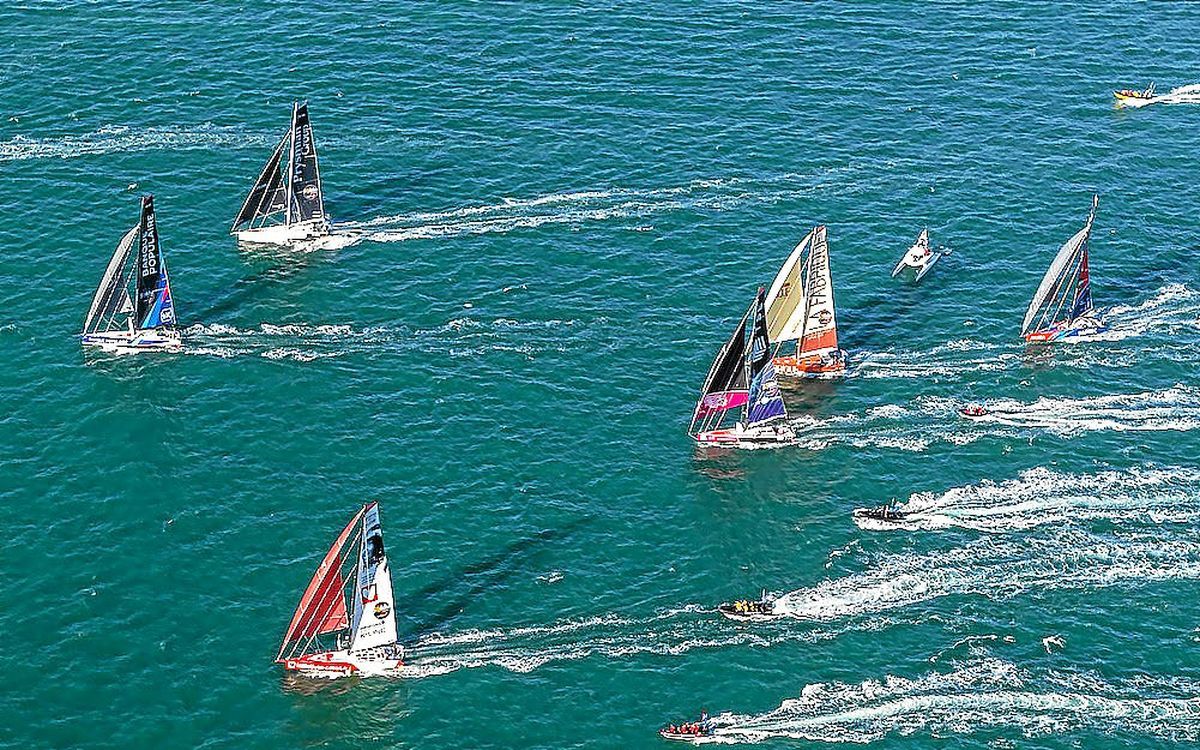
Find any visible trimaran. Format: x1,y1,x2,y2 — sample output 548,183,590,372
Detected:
277,502,404,678
231,101,331,247
890,227,942,282
764,225,847,377
81,195,180,353
1021,195,1107,342
688,287,796,448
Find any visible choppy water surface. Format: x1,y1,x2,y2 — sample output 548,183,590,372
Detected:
1,3,1199,749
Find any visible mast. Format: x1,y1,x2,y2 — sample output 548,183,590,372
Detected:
285,102,298,226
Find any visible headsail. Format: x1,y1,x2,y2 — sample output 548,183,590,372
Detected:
276,505,365,662
796,225,839,357
744,287,787,427
83,226,137,335
287,102,325,225
230,129,288,232
348,502,398,653
689,306,751,432
134,196,175,330
1021,195,1098,336
765,228,815,343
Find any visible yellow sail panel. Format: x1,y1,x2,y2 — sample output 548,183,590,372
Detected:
765,228,815,343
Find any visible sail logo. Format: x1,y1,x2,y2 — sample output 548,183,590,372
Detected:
302,184,319,202
361,583,378,603
140,214,159,279
816,309,832,326
373,602,391,620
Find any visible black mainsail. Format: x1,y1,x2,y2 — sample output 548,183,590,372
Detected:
231,101,326,234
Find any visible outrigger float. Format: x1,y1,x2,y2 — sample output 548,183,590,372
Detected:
277,502,404,679
765,225,847,377
231,101,332,247
82,195,181,354
689,288,796,449
890,228,943,282
1021,195,1108,343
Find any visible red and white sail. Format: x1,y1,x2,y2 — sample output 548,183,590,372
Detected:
276,506,363,663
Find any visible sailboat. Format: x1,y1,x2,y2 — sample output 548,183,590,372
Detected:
1021,195,1107,342
764,225,847,377
277,502,404,678
231,101,330,246
890,228,943,282
81,195,181,353
689,287,796,448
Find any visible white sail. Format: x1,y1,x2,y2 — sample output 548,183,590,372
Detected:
83,226,137,334
765,228,815,343
797,225,839,357
1021,197,1097,335
348,503,398,652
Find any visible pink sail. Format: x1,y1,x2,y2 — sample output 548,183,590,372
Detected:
696,389,749,418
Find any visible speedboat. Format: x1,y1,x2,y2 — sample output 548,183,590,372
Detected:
717,594,777,621
959,404,987,418
853,502,906,522
1114,82,1155,108
659,724,714,742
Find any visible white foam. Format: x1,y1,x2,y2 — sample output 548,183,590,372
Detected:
855,465,1200,533
0,124,268,162
704,657,1200,744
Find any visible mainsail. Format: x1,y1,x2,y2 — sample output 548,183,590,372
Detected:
230,101,325,233
134,196,175,330
287,102,325,224
744,287,787,427
347,503,398,652
276,506,365,662
82,226,137,335
689,306,751,433
1021,195,1098,336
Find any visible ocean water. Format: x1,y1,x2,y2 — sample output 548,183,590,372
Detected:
2,2,1199,748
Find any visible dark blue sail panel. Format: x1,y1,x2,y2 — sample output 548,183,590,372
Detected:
135,196,163,327
141,272,175,329
289,103,324,223
1068,240,1093,321
746,359,786,426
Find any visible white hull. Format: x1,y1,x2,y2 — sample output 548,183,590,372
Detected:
694,421,796,449
281,644,404,679
82,327,181,354
235,219,330,248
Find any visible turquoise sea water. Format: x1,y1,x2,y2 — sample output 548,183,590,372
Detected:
3,2,1200,748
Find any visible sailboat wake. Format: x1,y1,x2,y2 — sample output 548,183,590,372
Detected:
182,318,579,361
790,385,1200,452
695,656,1200,744
0,124,271,162
855,465,1200,533
772,527,1200,621
339,168,867,244
400,606,912,679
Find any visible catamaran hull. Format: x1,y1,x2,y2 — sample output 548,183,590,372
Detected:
694,423,796,449
235,220,330,247
774,350,847,378
282,648,404,679
82,328,182,354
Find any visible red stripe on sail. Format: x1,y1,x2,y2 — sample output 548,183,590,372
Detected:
800,327,838,355
277,506,364,661
696,389,749,418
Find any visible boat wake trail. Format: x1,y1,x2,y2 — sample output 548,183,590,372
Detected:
400,606,912,679
1136,83,1200,107
854,465,1200,533
854,285,1200,379
182,318,578,361
340,168,865,244
0,124,271,162
774,527,1200,621
791,385,1200,452
700,657,1200,744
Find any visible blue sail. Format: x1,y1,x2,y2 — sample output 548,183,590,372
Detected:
746,358,786,426
141,271,175,329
